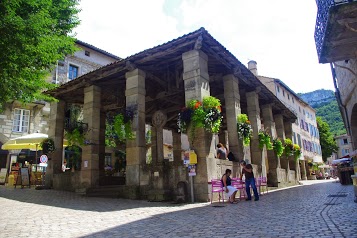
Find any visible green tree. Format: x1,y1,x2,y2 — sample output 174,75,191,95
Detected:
316,101,346,136
316,117,338,162
0,0,80,110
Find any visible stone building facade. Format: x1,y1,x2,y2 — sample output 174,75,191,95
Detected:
249,61,323,181
45,28,299,201
0,41,119,172
314,1,357,154
334,134,352,159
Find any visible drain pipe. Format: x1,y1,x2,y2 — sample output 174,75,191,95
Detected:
330,63,352,136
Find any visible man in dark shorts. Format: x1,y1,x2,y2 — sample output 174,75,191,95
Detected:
240,161,259,201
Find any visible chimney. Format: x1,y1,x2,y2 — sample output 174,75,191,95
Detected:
248,60,258,76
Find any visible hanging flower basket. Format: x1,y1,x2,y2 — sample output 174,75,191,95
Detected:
177,96,222,134
40,138,55,154
258,130,273,150
293,144,302,161
112,106,135,143
272,138,284,158
237,114,252,146
283,138,294,157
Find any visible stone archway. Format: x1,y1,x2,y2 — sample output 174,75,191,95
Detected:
350,104,357,149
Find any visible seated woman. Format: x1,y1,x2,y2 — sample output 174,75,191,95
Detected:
221,169,238,204
216,143,227,160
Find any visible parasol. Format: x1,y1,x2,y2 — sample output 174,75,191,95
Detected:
1,133,68,161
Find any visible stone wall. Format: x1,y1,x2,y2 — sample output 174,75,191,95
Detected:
334,59,357,149
0,102,50,143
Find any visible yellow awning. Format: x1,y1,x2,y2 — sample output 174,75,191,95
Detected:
1,133,68,151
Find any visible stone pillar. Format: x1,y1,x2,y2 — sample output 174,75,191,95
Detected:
98,112,106,178
173,132,186,181
223,74,243,162
284,120,293,141
182,50,210,100
246,90,262,170
182,50,214,202
274,114,286,140
81,85,101,189
46,101,65,187
275,114,286,169
284,120,294,180
148,110,169,201
151,127,158,165
300,160,307,180
262,104,279,186
125,69,146,189
172,132,188,201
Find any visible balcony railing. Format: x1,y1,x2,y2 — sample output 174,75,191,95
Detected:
314,0,353,59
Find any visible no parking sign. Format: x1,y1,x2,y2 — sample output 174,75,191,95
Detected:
40,155,48,163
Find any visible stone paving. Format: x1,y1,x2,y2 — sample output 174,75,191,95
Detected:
0,180,356,238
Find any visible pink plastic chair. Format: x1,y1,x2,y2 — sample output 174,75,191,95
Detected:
257,177,268,195
231,179,246,200
211,179,224,204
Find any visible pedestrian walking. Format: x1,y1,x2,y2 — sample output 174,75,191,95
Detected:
240,161,259,201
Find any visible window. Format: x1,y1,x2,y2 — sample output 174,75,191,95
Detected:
342,149,349,156
283,90,285,97
292,97,295,104
288,94,290,100
299,107,301,113
68,64,79,80
277,86,280,93
12,109,30,133
293,132,296,144
297,134,302,148
343,138,348,145
105,153,112,166
85,50,90,56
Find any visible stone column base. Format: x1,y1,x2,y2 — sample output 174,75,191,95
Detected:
147,189,171,201
193,183,210,202
267,168,279,187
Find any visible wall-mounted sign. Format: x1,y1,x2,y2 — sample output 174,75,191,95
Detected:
189,151,197,164
182,151,189,165
188,164,196,176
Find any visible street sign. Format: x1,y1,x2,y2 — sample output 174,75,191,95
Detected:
39,163,48,167
40,154,48,163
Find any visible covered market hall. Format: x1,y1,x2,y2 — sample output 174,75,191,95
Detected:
45,28,297,202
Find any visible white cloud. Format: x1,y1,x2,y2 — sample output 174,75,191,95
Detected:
75,0,334,93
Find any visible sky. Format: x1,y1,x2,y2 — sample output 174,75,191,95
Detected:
74,0,334,94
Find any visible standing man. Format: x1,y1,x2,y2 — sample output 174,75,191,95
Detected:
240,161,259,201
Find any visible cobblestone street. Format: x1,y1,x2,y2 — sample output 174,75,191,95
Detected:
0,180,356,238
